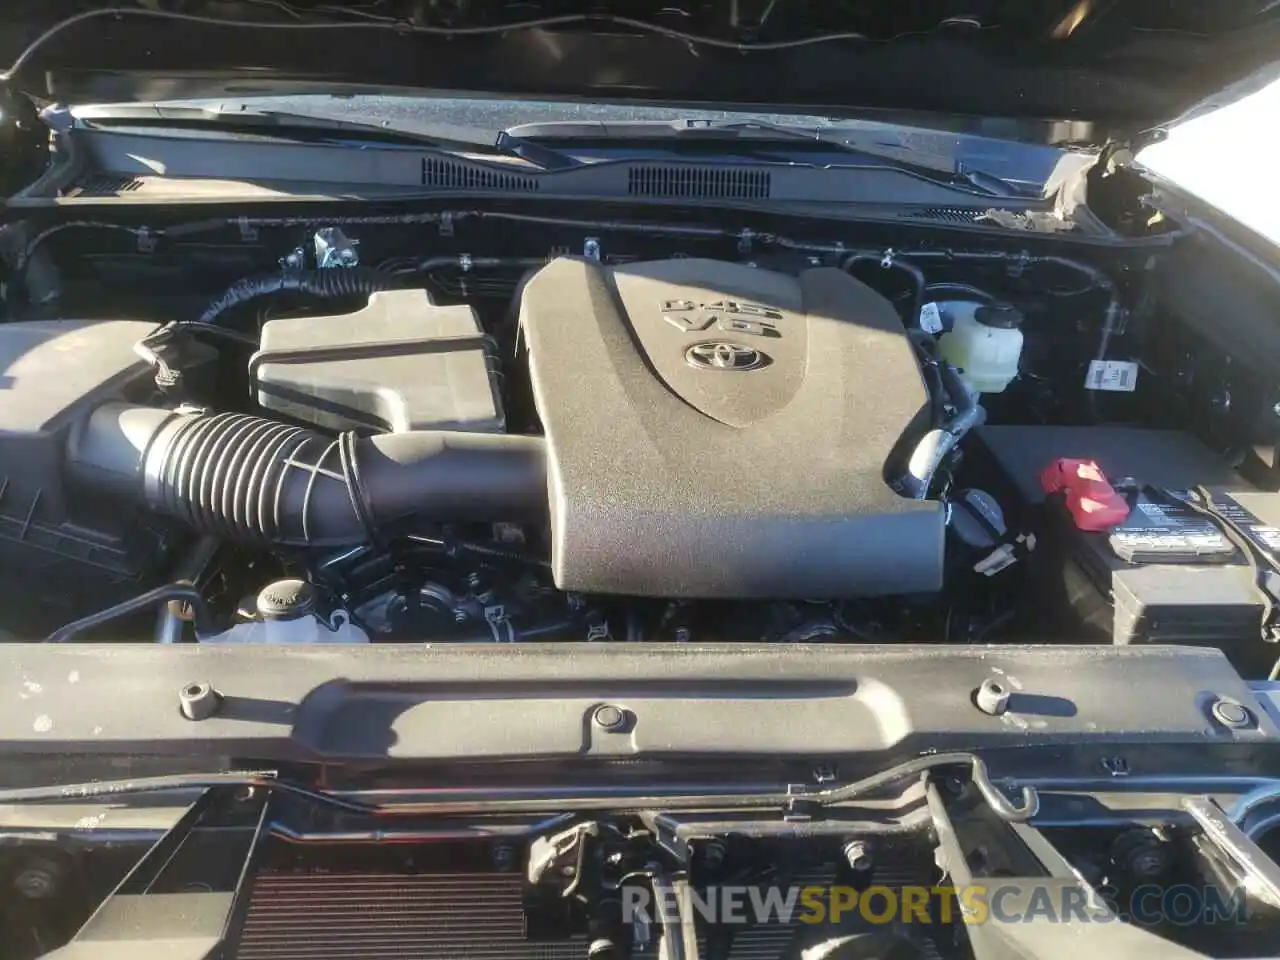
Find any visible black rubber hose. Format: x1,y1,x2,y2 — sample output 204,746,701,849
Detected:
841,253,926,329
923,281,995,303
68,404,547,548
198,267,401,325
46,583,214,643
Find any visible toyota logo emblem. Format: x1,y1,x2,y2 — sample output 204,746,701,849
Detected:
685,341,767,371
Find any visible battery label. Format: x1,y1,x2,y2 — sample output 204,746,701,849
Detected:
1133,501,1174,526
1108,490,1235,563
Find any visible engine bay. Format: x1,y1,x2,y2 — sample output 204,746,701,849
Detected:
4,200,1280,675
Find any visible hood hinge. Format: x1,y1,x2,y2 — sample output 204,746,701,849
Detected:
0,83,48,196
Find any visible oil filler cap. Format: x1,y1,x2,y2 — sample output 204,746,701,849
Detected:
257,579,318,621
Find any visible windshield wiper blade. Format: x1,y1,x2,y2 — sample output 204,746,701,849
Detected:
69,104,583,171
700,121,1023,196
502,118,1023,197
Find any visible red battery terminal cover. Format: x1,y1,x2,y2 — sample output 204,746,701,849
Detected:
1039,458,1130,531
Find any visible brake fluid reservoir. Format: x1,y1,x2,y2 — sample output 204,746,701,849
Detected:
938,302,1024,394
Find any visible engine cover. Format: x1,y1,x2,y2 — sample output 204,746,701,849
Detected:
519,257,943,598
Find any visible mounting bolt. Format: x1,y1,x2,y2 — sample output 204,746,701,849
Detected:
1130,848,1166,879
492,844,516,871
592,704,627,732
974,678,1011,716
1112,829,1170,880
703,841,727,870
13,859,62,900
842,840,873,872
1211,699,1253,729
179,681,220,721
278,246,305,270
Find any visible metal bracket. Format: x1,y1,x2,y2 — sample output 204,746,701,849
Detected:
528,821,600,887
1184,795,1280,911
784,783,815,820
484,604,516,644
1099,755,1131,777
638,812,693,864
651,871,702,960
811,763,838,785
53,787,272,956
1006,250,1032,278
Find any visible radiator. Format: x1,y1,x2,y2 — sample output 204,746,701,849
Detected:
231,861,941,960
235,871,582,960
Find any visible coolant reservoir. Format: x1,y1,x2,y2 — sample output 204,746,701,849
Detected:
199,578,370,644
937,302,1024,394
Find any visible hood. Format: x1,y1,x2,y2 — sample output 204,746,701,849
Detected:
3,1,1280,138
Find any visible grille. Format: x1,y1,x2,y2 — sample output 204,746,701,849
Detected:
63,173,145,197
628,166,771,199
902,206,1077,235
421,157,539,192
903,206,988,224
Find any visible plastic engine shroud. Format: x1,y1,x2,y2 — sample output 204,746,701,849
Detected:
518,256,943,598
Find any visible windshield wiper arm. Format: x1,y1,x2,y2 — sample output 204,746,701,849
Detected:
68,104,583,171
502,118,1023,196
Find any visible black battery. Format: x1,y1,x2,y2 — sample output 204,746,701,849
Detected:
975,426,1278,669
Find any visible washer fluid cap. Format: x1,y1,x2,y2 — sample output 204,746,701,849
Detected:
975,303,1024,329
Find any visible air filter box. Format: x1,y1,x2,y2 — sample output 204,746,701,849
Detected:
252,289,504,434
0,319,175,630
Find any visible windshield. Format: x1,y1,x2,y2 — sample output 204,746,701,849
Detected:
90,94,1076,194
1137,76,1280,246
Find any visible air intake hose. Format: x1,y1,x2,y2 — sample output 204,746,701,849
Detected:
68,404,547,547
